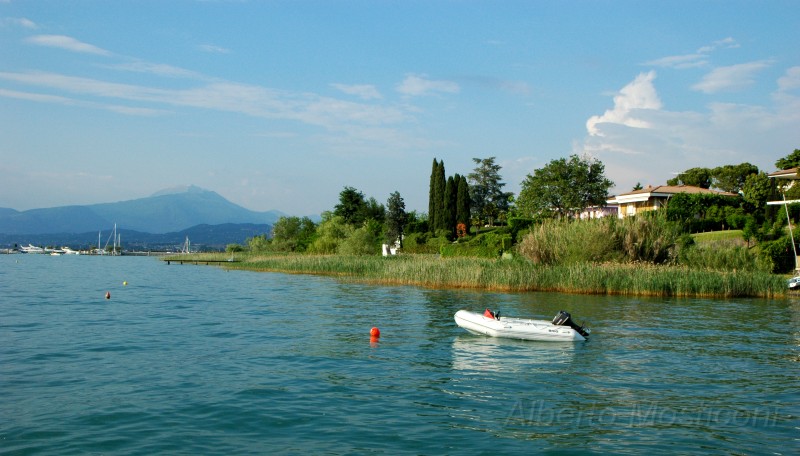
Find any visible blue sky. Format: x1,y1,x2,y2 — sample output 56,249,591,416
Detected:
1,1,798,216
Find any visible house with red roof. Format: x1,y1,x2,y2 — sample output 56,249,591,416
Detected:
606,185,739,219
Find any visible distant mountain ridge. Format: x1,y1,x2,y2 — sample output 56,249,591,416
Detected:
0,186,285,235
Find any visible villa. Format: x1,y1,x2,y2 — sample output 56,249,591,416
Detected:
607,185,739,219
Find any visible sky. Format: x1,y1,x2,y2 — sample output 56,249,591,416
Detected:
1,1,798,217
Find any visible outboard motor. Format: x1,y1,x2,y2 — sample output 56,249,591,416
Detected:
552,310,590,338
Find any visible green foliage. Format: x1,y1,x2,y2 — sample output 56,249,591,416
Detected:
223,254,785,298
456,174,471,227
742,172,773,213
758,236,795,273
443,175,456,233
774,148,800,170
508,216,537,241
665,192,743,232
468,157,512,225
517,154,613,219
334,187,385,226
711,162,758,193
517,212,681,265
677,240,771,272
440,230,512,258
385,191,407,246
339,219,383,255
270,216,317,252
226,243,245,253
307,215,353,254
247,234,271,252
667,167,712,188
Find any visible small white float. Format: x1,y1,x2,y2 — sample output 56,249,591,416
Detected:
454,309,590,342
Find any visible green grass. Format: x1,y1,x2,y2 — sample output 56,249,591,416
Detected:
165,252,787,298
692,230,744,243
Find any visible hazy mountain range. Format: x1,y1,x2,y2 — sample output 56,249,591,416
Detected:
0,186,288,249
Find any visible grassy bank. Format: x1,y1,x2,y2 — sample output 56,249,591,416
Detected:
165,253,786,298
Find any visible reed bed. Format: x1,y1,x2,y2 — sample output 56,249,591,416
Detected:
168,253,787,298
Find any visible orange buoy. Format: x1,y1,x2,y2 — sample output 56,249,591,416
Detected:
370,327,380,338
105,291,111,300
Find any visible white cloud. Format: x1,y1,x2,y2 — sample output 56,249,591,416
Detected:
581,69,792,196
25,34,112,56
396,74,460,96
1,17,37,29
644,54,707,69
330,83,382,100
102,61,204,79
777,66,800,92
0,70,410,128
692,61,771,93
586,71,662,136
198,44,230,54
644,37,739,69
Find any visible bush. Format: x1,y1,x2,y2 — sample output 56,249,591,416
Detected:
677,240,771,272
758,236,795,273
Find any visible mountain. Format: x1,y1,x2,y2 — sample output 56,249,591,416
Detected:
0,186,285,235
0,223,272,251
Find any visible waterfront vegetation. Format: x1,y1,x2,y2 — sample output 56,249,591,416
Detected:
169,152,800,298
167,250,786,298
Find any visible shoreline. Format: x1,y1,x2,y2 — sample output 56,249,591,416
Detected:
164,253,787,299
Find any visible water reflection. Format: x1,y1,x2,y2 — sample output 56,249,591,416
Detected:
451,335,576,374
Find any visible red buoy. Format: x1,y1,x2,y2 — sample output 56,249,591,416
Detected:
370,327,380,338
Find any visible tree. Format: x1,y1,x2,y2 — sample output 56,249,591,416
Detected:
517,154,613,219
428,159,438,232
667,167,712,188
442,175,456,233
307,214,353,254
468,157,512,225
633,182,643,191
385,191,407,247
334,186,367,225
711,163,759,194
775,148,800,170
456,175,470,229
271,216,317,252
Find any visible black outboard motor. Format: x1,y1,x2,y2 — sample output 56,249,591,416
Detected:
552,310,590,338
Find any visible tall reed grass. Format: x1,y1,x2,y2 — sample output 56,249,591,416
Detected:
168,253,786,298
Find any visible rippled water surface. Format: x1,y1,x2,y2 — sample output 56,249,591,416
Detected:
2,255,798,454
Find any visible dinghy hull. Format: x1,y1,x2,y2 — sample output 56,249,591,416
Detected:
454,310,588,342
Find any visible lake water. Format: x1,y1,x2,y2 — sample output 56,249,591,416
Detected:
1,255,798,455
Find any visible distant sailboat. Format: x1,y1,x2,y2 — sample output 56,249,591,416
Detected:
181,236,190,254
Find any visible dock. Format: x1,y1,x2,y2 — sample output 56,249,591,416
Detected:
163,259,239,265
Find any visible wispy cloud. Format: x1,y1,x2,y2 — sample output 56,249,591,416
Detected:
643,37,739,69
1,17,37,29
198,44,230,54
102,61,205,79
692,60,771,93
331,83,382,100
26,34,112,56
777,66,800,92
586,71,662,136
396,74,460,96
0,70,409,129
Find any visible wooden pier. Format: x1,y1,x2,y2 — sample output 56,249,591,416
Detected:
163,259,239,265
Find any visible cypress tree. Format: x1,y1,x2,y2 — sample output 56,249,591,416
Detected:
433,160,446,234
457,175,470,230
428,159,439,233
443,175,456,234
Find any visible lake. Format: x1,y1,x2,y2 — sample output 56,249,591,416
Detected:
1,255,797,454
